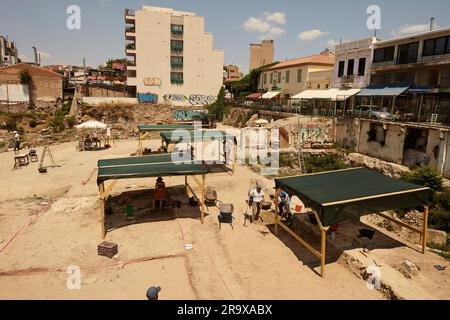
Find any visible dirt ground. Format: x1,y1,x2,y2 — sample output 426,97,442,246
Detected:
0,134,390,300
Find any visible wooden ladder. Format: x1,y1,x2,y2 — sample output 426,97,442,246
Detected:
38,145,56,170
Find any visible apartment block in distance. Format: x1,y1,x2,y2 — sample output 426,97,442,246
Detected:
0,35,19,67
249,40,274,72
332,37,378,89
125,6,224,106
223,64,243,82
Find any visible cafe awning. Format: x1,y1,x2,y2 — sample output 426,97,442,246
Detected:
246,92,263,100
356,83,411,97
262,91,281,99
291,89,361,101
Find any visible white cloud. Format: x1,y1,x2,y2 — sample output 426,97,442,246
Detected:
326,39,340,48
38,51,52,59
242,12,287,40
391,23,439,36
298,29,329,41
269,27,286,37
243,17,270,33
263,12,286,25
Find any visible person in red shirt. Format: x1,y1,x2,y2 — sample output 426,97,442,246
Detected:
155,177,166,210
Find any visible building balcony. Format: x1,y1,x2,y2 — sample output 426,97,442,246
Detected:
171,62,183,68
372,52,450,71
125,27,136,40
125,9,136,23
126,60,136,68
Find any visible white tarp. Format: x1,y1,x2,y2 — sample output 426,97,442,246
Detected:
292,89,361,101
0,84,30,102
76,120,108,130
262,91,281,99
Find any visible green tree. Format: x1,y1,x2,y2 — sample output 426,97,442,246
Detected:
207,87,228,121
20,69,32,84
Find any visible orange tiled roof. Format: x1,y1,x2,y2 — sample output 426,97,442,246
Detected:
0,63,64,78
268,54,334,71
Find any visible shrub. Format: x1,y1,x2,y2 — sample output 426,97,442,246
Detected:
437,190,450,211
428,210,450,233
66,116,76,129
29,118,37,128
401,167,443,192
305,154,349,173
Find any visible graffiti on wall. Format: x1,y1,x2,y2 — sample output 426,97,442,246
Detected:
174,110,207,121
164,94,187,103
143,78,161,86
298,127,332,145
138,93,158,103
188,95,217,106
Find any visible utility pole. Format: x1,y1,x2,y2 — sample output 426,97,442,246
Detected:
430,17,435,31
83,57,86,84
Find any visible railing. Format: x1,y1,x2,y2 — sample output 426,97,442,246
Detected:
125,27,135,33
171,78,184,85
126,43,135,50
171,46,183,53
125,9,135,16
171,62,183,68
126,60,136,66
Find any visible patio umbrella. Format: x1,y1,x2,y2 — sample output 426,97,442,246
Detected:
76,120,108,130
255,119,269,125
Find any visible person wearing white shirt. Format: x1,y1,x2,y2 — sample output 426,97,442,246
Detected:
249,185,264,221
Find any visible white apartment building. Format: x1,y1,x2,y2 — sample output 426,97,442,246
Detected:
125,6,224,106
0,36,19,67
332,37,378,89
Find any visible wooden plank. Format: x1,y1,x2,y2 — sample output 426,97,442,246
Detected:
320,229,326,278
100,180,117,200
201,174,205,224
278,222,322,259
98,183,106,239
422,206,429,254
376,212,423,234
323,187,430,207
274,188,281,235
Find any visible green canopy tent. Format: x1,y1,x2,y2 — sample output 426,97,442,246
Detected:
97,154,208,239
274,167,431,277
160,130,238,173
137,124,194,155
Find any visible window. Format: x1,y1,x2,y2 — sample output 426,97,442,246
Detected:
171,24,184,34
317,84,320,89
171,72,183,85
358,58,366,76
441,70,450,88
325,84,329,89
373,46,395,63
347,59,354,76
278,72,281,83
170,56,183,67
297,69,302,82
263,73,267,85
423,36,450,56
397,42,419,64
435,37,447,55
286,70,290,83
270,73,273,84
171,40,183,52
338,61,345,77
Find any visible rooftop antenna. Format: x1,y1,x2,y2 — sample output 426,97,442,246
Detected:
32,46,38,66
430,17,435,31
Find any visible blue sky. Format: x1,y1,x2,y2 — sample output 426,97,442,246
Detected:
1,0,450,73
